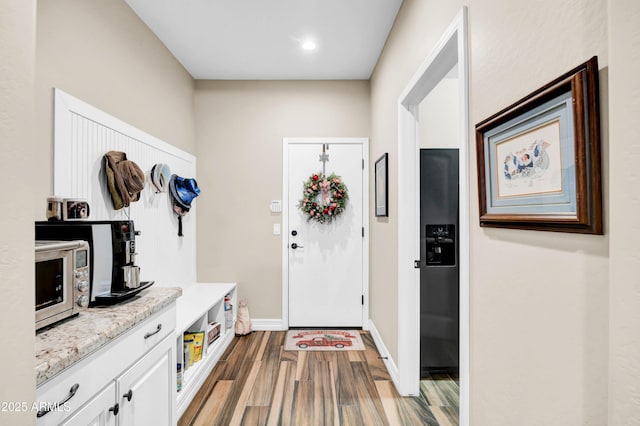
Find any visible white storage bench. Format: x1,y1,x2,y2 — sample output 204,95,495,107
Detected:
175,282,237,418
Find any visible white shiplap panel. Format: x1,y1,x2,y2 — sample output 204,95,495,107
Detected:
53,89,197,289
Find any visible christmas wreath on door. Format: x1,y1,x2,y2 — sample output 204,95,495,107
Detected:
298,172,348,223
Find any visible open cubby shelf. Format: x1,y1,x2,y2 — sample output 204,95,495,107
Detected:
175,282,237,418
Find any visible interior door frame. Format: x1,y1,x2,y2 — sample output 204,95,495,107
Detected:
397,7,470,425
282,137,370,329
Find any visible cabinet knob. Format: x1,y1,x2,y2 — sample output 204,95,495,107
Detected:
123,389,133,402
109,403,119,416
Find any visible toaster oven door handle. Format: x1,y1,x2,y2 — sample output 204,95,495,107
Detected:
36,383,80,418
144,323,162,339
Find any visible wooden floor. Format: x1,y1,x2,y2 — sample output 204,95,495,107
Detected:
178,331,459,426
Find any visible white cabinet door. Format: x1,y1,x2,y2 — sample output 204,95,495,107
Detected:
59,383,116,426
118,334,175,426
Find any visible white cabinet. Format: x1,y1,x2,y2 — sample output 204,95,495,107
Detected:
59,383,116,426
175,283,237,418
36,305,176,426
118,335,174,426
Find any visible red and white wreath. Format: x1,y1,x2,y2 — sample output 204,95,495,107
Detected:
298,172,348,223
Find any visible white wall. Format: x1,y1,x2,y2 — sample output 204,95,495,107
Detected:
608,0,640,423
0,1,36,425
8,1,637,424
370,0,609,424
419,75,460,149
370,0,464,379
194,80,370,319
35,0,196,220
0,0,195,421
469,1,608,424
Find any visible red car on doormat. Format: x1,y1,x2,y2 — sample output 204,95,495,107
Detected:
295,335,353,349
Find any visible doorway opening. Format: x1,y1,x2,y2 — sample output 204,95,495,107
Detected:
396,7,469,426
419,148,459,378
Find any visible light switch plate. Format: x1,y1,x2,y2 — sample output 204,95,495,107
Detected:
273,223,281,235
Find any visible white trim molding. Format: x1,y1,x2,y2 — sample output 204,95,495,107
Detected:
251,319,287,331
396,7,470,426
367,320,400,387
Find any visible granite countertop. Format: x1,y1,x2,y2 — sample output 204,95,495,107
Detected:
36,286,182,386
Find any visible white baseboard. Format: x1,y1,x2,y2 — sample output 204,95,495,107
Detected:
367,319,400,389
252,318,287,331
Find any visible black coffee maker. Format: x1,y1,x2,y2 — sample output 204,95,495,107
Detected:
35,220,154,305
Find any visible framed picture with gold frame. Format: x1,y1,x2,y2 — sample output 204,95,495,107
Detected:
475,56,602,234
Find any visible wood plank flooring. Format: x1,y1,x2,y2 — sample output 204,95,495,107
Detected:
178,331,459,426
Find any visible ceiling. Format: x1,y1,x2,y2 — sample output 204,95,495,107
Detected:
124,0,404,80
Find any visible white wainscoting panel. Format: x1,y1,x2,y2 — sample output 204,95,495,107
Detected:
53,88,197,288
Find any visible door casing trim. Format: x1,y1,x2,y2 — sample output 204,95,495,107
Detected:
282,137,370,330
396,7,470,426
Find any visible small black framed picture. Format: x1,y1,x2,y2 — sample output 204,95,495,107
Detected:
375,153,388,217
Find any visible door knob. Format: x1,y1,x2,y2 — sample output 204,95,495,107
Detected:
291,230,297,236
291,243,304,249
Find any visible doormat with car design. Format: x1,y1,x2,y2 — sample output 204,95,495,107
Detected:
284,330,365,351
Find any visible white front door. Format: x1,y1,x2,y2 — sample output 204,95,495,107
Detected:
286,139,366,327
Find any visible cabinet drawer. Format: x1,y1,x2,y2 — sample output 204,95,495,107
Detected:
36,305,175,425
121,305,175,359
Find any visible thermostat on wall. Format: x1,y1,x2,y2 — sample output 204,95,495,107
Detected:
270,200,282,213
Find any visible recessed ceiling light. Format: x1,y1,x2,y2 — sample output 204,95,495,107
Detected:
301,40,316,51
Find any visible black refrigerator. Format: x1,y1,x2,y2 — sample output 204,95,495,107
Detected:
420,148,459,375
